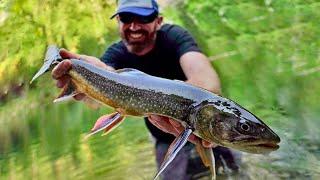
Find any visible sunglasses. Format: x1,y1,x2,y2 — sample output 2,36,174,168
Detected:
119,13,158,24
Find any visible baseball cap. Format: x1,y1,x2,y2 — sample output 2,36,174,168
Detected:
110,0,159,19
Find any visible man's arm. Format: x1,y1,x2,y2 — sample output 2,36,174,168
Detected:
148,52,221,148
180,51,221,94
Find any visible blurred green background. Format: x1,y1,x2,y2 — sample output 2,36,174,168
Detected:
0,0,319,179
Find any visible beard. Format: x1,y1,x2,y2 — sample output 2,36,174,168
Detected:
121,28,157,54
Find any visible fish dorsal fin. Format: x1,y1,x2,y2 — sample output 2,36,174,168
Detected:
116,68,149,76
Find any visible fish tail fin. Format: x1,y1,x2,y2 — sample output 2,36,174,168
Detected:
30,45,63,83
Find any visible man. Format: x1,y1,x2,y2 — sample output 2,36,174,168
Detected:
52,0,240,179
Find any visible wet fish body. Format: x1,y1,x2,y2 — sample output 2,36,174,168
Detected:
32,46,281,180
69,59,279,153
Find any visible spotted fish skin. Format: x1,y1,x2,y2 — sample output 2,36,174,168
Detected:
67,59,280,154
69,60,199,120
32,44,280,154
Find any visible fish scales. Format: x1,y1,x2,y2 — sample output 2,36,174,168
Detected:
70,60,195,121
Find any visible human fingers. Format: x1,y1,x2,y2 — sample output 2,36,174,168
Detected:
60,49,113,71
168,118,216,147
74,93,86,101
148,115,173,134
149,116,217,147
168,118,200,144
59,49,98,65
168,118,183,130
52,60,72,79
56,75,70,88
202,140,217,148
79,54,113,70
187,135,216,148
55,77,86,101
59,48,80,59
148,115,179,135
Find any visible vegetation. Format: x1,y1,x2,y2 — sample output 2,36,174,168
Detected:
1,0,319,179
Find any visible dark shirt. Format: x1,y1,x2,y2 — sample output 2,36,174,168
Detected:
100,24,201,143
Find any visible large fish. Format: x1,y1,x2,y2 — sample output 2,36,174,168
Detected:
31,45,280,180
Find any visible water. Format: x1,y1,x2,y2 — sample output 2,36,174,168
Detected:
0,84,157,179
1,84,319,179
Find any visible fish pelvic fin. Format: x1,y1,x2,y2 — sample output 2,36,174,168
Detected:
53,81,79,103
101,115,125,136
196,144,216,180
153,128,193,180
30,45,62,83
84,112,124,139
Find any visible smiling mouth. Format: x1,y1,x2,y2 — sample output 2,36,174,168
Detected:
129,33,143,39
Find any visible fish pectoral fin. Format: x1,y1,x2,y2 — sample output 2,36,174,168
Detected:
53,81,79,103
85,112,124,139
196,144,216,180
153,128,193,180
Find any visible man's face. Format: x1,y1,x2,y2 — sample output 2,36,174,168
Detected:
117,13,163,55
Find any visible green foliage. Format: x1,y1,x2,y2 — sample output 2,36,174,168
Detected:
0,77,155,179
1,0,320,179
169,0,320,110
0,0,119,92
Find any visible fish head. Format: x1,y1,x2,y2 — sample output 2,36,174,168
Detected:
195,99,280,154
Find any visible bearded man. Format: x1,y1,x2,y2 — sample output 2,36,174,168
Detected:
52,0,241,179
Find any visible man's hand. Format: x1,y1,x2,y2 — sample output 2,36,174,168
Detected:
52,49,114,101
148,115,217,148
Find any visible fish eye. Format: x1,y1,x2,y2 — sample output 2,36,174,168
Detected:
240,122,250,132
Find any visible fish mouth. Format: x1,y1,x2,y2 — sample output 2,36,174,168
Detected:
228,138,280,154
252,142,279,150
230,133,281,153
253,135,281,151
238,141,280,154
